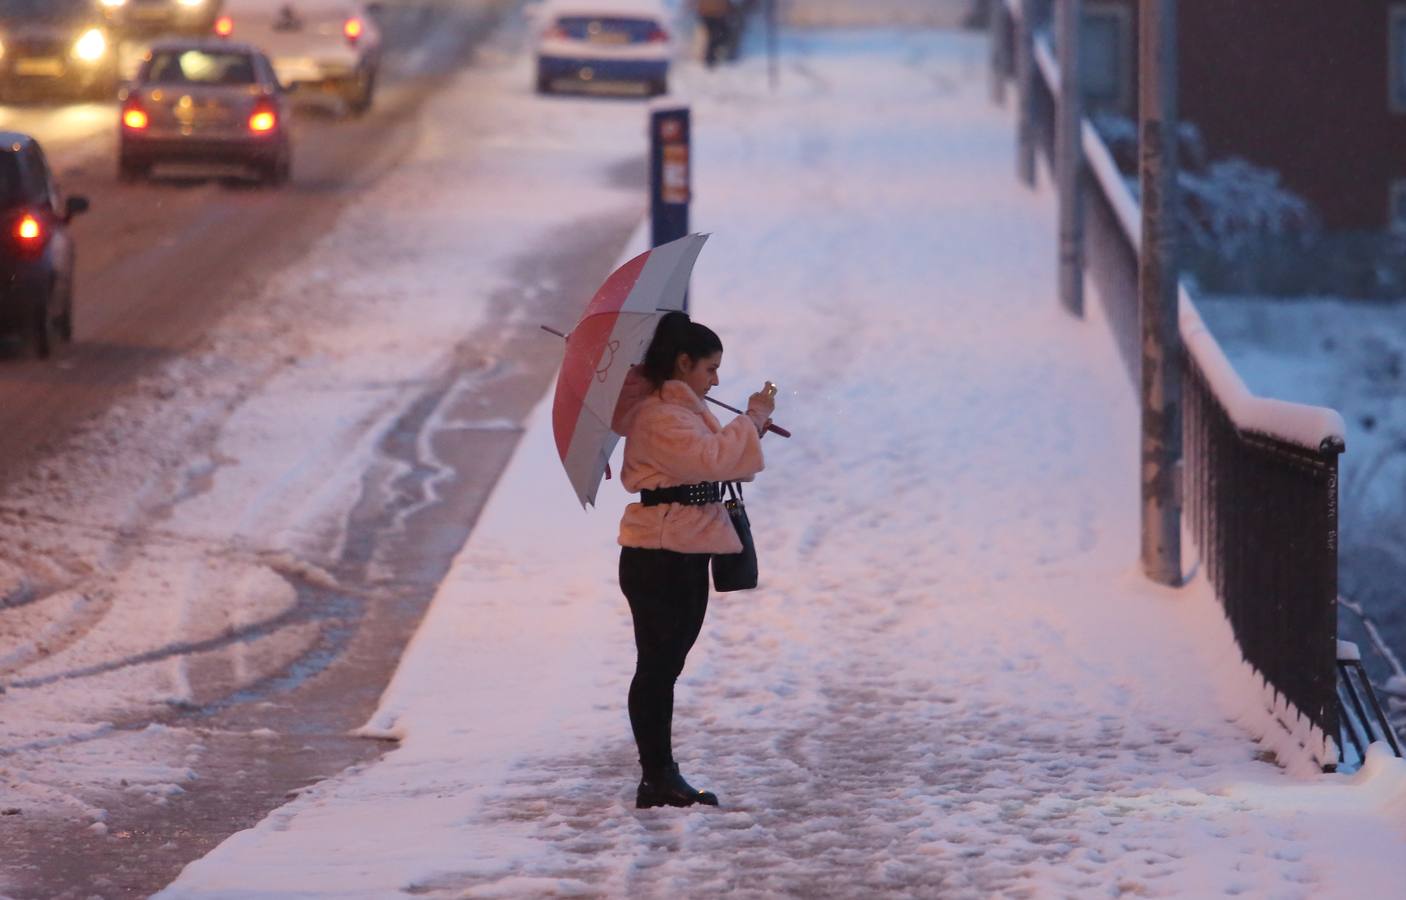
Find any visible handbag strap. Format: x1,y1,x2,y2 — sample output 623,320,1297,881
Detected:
724,481,744,504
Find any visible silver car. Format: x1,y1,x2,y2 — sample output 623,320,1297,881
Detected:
99,0,225,36
217,0,383,115
118,39,292,185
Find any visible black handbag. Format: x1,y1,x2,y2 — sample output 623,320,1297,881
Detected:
712,481,758,592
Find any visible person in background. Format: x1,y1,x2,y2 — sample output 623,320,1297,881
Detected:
695,0,736,67
611,311,776,808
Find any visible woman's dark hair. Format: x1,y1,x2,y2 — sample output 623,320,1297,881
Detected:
640,311,723,388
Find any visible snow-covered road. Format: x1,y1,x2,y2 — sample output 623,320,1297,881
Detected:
0,2,654,893
157,25,1406,900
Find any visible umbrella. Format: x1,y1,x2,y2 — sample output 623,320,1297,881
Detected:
549,233,708,508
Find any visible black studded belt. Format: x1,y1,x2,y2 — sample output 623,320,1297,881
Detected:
640,482,723,507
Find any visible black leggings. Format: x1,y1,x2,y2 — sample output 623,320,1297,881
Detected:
619,547,711,774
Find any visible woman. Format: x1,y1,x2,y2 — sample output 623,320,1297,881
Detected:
611,311,776,809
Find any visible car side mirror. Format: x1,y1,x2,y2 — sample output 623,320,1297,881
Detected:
64,195,90,220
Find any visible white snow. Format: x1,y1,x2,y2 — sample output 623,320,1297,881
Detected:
155,22,1406,900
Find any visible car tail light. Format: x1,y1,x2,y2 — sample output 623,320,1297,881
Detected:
344,17,363,43
647,25,669,42
545,24,568,40
214,15,234,37
13,213,47,257
249,102,278,134
16,214,40,242
121,99,148,130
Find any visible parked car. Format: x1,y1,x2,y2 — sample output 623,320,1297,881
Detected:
0,132,88,358
0,0,121,102
118,39,292,185
534,0,673,96
99,0,225,36
213,0,383,115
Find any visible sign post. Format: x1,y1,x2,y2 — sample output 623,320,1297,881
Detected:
650,106,691,248
1056,0,1084,317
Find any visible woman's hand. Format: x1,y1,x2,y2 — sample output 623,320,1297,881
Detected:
746,383,777,436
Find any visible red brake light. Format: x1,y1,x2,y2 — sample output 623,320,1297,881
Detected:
545,24,567,40
344,17,363,41
214,15,234,37
15,214,41,243
648,25,669,42
249,105,277,133
122,102,148,130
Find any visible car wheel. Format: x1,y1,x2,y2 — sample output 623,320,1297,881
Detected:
30,293,56,360
347,68,376,116
264,144,292,187
56,278,74,342
118,156,148,183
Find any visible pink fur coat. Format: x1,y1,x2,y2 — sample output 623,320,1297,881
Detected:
613,375,764,554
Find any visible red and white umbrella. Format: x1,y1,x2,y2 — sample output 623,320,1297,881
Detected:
549,233,708,508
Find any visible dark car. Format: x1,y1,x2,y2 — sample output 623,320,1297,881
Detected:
119,39,292,185
101,0,225,36
0,133,88,358
0,0,121,101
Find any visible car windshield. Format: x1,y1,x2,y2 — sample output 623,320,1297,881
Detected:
146,50,258,86
555,16,659,43
0,0,93,23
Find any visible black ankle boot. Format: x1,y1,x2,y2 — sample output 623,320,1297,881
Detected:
636,763,719,809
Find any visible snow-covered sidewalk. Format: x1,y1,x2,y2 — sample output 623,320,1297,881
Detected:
159,28,1406,899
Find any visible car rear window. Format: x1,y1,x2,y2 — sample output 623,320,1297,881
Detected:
146,50,258,86
0,0,91,20
0,154,22,209
555,16,659,43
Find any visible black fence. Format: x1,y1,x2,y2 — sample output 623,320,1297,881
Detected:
992,0,1343,767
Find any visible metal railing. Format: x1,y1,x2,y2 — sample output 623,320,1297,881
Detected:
992,0,1345,767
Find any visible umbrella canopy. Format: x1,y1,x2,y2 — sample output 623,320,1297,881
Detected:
551,233,708,507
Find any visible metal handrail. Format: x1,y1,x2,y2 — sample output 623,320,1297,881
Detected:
992,3,1344,766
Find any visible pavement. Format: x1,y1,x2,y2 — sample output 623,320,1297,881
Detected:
152,19,1406,900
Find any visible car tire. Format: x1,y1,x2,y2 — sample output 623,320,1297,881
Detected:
346,68,376,116
30,293,56,360
56,278,74,343
263,144,292,187
118,156,148,183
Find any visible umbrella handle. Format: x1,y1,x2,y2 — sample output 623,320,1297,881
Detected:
704,396,791,439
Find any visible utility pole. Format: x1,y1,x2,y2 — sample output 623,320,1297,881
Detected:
1014,0,1036,186
1056,0,1083,317
766,0,779,91
989,0,1008,105
1138,0,1182,585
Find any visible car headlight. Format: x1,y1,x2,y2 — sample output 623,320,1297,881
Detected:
99,0,127,8
178,0,206,7
73,29,107,62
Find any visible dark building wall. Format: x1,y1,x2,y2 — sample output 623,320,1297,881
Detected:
1108,0,1405,230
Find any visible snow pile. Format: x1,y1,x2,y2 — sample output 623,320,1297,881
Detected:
161,26,1406,900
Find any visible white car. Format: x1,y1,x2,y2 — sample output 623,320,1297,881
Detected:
534,0,674,96
100,0,225,36
214,0,382,114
